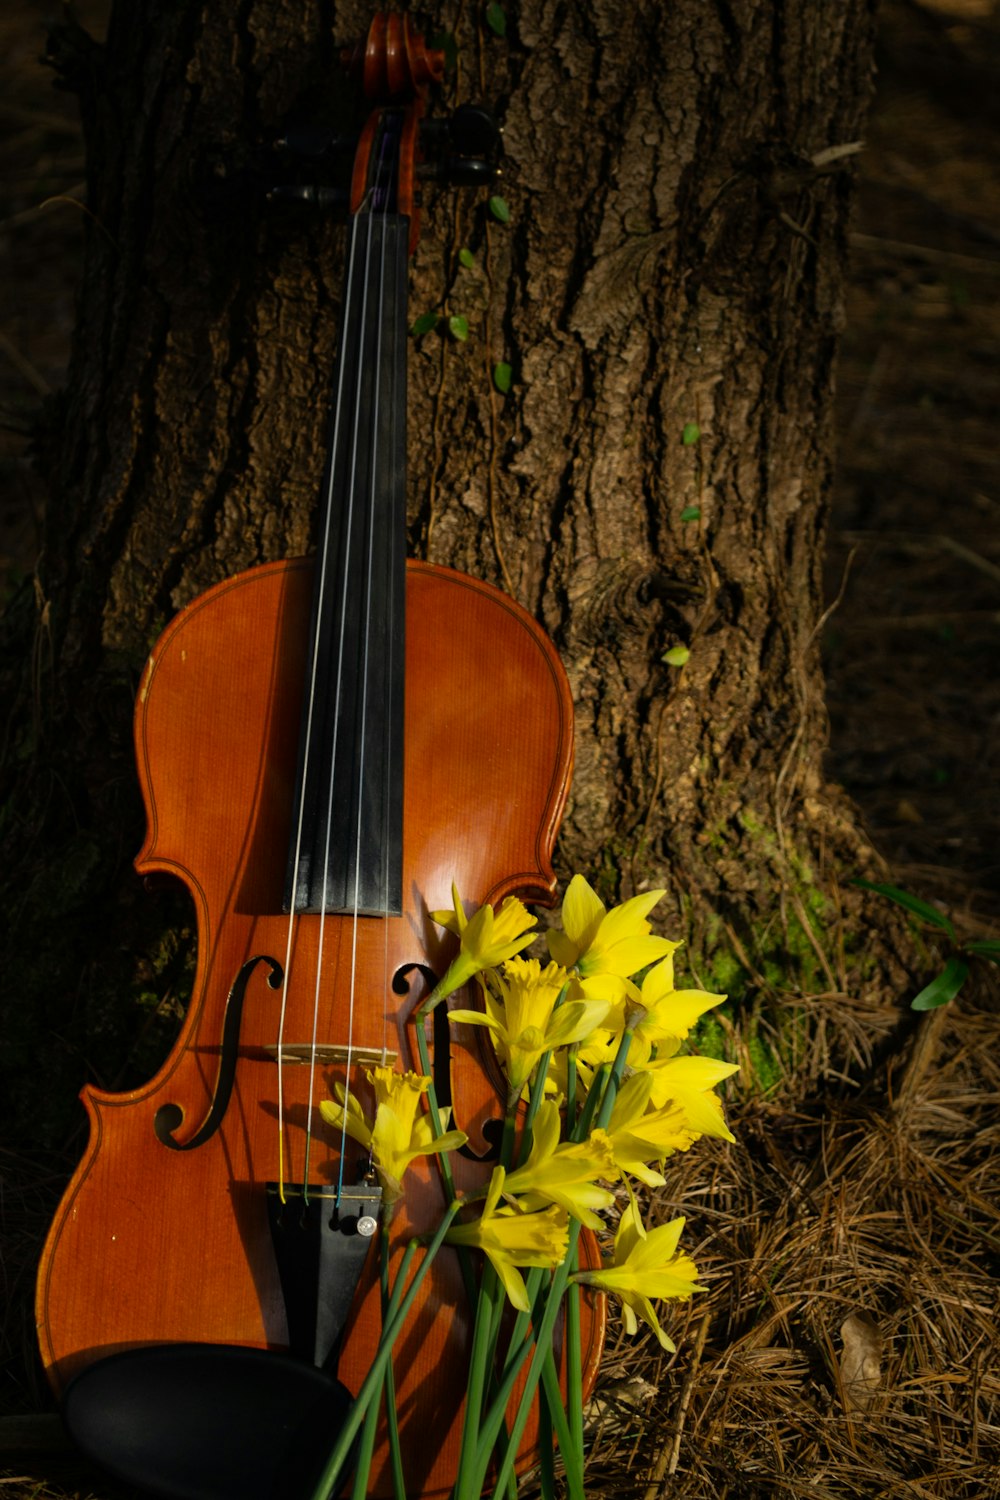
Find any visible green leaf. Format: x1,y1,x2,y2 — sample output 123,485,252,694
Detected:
682,421,701,446
448,314,470,342
964,940,1000,965
662,645,690,667
489,195,511,224
410,312,441,338
429,30,459,71
485,1,507,36
493,361,512,394
911,955,969,1011
680,505,701,523
458,247,475,269
851,879,956,941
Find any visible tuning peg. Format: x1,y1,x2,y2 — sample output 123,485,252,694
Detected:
274,127,356,162
266,184,349,211
418,157,499,187
449,105,501,159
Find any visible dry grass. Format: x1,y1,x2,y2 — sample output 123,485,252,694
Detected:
577,981,1000,1499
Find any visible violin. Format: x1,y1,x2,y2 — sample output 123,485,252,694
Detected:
36,14,604,1498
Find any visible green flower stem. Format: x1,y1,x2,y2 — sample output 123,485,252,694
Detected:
349,1393,380,1500
538,1386,555,1500
499,1105,518,1169
565,1277,584,1475
540,1351,584,1500
411,1019,490,1339
414,1016,521,1491
595,1026,635,1130
478,1228,583,1500
516,979,569,1162
382,1361,405,1500
413,1019,457,1203
514,1047,553,1166
380,1228,406,1500
454,1253,502,1495
572,1063,609,1143
473,1092,527,1488
415,977,450,1019
565,1044,578,1128
308,1203,462,1500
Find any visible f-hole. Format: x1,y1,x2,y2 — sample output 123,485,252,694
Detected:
154,955,284,1150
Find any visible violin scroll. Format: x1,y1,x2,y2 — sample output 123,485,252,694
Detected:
343,12,446,102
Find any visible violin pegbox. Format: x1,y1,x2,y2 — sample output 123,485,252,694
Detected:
253,14,501,244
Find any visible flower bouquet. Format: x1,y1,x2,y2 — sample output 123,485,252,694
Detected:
309,875,736,1500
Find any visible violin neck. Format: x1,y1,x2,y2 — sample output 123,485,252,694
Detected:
284,213,409,917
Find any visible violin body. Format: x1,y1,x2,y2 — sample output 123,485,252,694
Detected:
37,557,601,1497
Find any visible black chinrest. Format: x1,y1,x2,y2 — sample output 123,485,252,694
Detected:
63,1344,355,1500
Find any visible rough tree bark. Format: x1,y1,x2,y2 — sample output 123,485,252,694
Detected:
4,0,913,1144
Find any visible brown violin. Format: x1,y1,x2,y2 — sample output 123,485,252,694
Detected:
36,14,604,1498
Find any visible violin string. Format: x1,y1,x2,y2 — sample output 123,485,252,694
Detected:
336,196,392,1203
379,242,396,1076
333,118,400,1195
275,206,365,1203
304,198,381,1203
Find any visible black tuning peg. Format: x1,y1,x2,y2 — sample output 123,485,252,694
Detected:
274,127,357,162
420,104,502,162
449,105,501,159
266,184,349,211
418,157,498,187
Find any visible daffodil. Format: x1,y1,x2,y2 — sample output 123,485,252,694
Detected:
449,957,610,1093
602,1072,700,1186
320,1065,467,1203
446,1167,569,1311
429,885,537,1001
642,1054,739,1142
546,874,677,997
500,1101,618,1229
573,1201,703,1350
627,954,727,1066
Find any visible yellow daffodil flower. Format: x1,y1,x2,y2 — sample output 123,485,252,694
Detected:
572,1201,703,1351
604,1072,698,1186
546,874,677,996
448,957,611,1093
320,1065,467,1203
501,1100,618,1229
642,1054,739,1142
627,955,727,1066
429,884,537,1000
446,1166,569,1311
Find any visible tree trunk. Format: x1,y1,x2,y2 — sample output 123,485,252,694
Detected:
5,0,913,1146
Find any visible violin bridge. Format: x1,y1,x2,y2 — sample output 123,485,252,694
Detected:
264,1043,398,1068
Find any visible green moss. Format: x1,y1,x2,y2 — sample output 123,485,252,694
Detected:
744,1022,785,1094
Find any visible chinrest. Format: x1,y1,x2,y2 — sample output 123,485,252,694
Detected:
63,1343,355,1500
